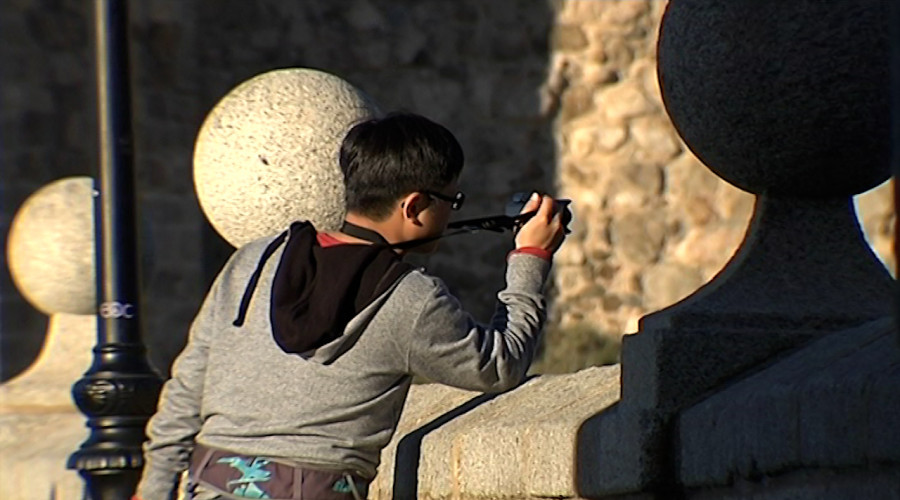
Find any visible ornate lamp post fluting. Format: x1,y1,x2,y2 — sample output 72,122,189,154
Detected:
67,1,163,498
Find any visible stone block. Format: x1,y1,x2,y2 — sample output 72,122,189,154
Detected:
372,366,622,499
577,403,667,496
689,465,900,500
678,377,801,487
867,366,900,463
370,384,481,500
677,317,899,489
621,328,810,413
598,81,652,121
0,412,88,500
0,314,94,411
578,322,817,497
552,24,589,51
797,327,898,467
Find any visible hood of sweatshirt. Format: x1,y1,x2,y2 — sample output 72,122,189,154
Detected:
264,221,412,360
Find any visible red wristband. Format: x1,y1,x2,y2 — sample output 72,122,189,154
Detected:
508,246,553,261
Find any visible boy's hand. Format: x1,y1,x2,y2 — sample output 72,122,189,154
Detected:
514,193,567,254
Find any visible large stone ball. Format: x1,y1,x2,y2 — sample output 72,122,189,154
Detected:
657,0,890,197
7,177,96,315
193,68,381,247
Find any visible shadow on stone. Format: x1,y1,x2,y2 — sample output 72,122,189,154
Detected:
391,390,504,500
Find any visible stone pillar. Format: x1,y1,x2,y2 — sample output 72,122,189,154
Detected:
578,0,893,496
1,177,97,500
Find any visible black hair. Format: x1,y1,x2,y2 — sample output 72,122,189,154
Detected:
340,112,464,220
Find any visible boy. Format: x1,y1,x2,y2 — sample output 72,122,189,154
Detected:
137,112,567,499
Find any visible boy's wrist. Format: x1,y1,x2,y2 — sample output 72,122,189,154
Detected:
508,246,553,261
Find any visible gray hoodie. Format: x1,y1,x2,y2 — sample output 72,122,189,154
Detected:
137,226,550,499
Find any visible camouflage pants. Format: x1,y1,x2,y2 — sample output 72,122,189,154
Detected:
188,444,368,500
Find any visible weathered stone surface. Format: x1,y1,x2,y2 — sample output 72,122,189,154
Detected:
598,81,652,121
193,68,381,247
670,226,745,277
585,1,897,497
629,115,681,162
6,177,95,315
0,314,94,411
577,404,666,496
601,1,650,25
689,467,900,500
640,262,702,310
678,318,898,488
370,384,480,500
0,331,94,499
560,84,596,121
596,122,629,151
552,24,589,51
0,412,87,500
855,179,895,273
371,366,621,499
658,0,891,197
610,210,666,266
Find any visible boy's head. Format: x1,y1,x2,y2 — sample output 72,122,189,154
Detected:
340,112,464,221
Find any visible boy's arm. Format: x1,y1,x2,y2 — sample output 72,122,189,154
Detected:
136,276,221,500
406,252,551,392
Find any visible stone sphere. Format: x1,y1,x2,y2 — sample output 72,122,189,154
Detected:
193,68,381,247
658,0,890,197
7,177,96,315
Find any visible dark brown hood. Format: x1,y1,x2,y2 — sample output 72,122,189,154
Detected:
267,221,412,355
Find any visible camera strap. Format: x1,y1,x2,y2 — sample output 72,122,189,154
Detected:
340,213,529,252
339,221,393,246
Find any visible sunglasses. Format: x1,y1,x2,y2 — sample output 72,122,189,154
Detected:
423,190,465,211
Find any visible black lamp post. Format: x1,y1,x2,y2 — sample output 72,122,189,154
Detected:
67,1,163,498
893,0,900,341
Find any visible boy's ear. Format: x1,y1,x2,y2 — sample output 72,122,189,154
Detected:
401,192,427,225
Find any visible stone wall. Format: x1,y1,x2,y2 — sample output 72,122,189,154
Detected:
1,0,894,380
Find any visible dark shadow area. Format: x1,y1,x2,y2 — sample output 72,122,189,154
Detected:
574,401,619,500
575,401,685,500
0,292,46,382
392,391,503,500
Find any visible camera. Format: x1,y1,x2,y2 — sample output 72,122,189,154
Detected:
446,191,573,233
506,192,573,231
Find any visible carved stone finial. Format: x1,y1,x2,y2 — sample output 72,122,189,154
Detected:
658,0,890,199
7,176,96,315
583,2,895,495
193,68,382,247
646,0,893,333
